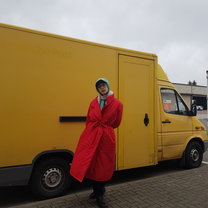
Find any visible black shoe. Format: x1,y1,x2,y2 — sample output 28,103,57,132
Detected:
89,192,96,199
96,196,108,208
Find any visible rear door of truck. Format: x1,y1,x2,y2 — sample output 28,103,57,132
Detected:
117,55,156,170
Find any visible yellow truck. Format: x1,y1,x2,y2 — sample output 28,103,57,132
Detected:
0,23,207,198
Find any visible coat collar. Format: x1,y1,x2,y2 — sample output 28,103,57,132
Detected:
97,91,114,104
96,92,115,113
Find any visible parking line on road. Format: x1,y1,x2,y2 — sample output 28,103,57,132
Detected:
202,161,208,165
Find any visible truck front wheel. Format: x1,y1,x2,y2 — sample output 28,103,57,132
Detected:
30,157,71,199
185,141,203,169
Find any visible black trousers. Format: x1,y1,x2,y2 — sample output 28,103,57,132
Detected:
91,180,106,197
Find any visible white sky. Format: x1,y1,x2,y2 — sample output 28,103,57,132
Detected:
0,0,208,85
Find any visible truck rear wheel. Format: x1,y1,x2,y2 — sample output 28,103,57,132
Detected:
30,157,71,199
185,141,203,169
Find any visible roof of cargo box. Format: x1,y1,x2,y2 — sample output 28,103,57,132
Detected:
1,22,171,83
0,22,157,60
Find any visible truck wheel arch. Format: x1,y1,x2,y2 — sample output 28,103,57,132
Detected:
31,149,74,166
185,137,205,152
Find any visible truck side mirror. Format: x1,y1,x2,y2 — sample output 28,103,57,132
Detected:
190,100,197,116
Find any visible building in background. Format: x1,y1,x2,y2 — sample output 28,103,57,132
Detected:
174,83,207,110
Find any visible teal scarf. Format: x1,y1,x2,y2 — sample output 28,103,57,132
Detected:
100,99,106,110
98,91,113,110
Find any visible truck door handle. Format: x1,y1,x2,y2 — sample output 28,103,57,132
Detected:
162,120,171,124
144,113,149,126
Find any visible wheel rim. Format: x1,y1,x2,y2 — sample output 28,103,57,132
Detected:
190,149,200,162
42,167,63,189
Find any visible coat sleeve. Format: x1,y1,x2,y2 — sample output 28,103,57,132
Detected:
112,103,123,129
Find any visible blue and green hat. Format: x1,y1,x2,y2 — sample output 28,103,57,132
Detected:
95,78,110,94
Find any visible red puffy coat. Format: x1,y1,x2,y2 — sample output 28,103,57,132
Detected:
70,94,123,182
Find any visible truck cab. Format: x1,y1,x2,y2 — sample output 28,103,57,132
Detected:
157,65,208,168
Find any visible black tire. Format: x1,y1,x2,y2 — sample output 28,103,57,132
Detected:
30,157,71,199
185,141,203,169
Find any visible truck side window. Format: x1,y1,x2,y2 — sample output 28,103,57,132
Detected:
161,89,178,114
161,88,188,115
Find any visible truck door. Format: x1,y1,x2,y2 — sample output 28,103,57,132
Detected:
160,88,192,159
118,55,156,170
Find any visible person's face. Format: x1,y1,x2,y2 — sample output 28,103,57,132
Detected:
97,83,108,95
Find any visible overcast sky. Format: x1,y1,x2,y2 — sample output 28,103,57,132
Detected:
0,0,208,85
